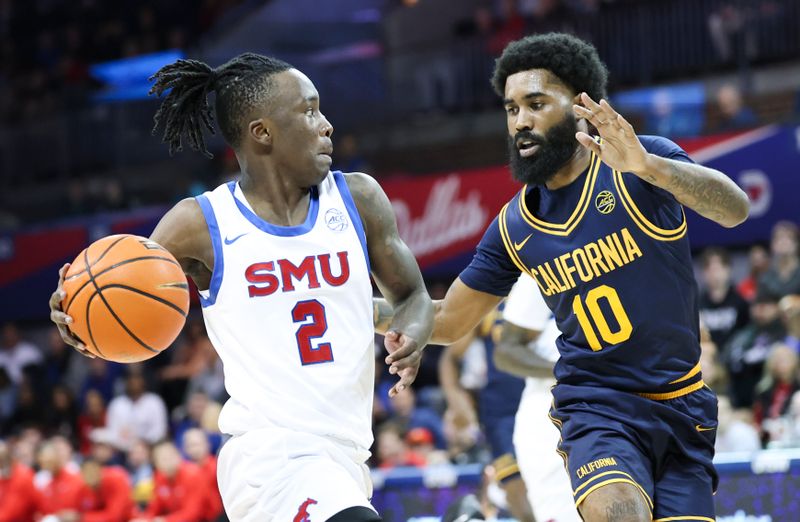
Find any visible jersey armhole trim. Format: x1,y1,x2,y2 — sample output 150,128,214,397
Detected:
333,171,371,274
195,194,224,307
612,170,687,241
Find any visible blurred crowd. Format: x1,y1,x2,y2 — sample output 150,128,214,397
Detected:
4,220,798,521
0,0,244,124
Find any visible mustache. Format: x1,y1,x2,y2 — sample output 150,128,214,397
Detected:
513,130,545,147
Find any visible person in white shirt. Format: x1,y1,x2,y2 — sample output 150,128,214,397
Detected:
106,371,168,451
0,323,43,384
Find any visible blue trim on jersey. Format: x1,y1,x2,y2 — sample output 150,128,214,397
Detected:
227,181,320,237
332,171,371,274
195,194,223,307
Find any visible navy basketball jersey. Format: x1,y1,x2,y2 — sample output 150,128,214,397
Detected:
461,136,702,397
477,303,525,420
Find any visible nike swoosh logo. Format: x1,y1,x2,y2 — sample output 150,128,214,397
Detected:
514,234,533,251
224,232,248,245
695,424,716,432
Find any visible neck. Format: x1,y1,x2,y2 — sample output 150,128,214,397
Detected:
544,146,592,190
776,255,798,274
708,284,728,302
237,155,311,226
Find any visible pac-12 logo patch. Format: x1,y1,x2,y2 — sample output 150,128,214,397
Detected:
595,190,615,214
293,498,318,522
325,208,349,231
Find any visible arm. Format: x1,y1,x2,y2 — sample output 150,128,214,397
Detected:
574,93,749,228
346,173,433,396
438,332,479,428
50,198,213,355
494,321,553,379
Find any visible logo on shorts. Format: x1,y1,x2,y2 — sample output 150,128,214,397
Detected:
595,191,616,214
325,208,349,231
293,498,318,522
695,424,716,432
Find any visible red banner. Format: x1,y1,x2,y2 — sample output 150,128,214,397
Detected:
381,166,521,269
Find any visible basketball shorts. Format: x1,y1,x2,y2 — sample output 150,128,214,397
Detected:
514,378,581,522
482,411,521,484
549,383,718,521
217,427,377,522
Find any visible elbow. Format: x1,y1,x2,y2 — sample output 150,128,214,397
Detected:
721,192,750,228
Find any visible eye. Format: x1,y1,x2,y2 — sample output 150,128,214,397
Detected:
506,106,518,116
531,102,544,110
305,107,316,116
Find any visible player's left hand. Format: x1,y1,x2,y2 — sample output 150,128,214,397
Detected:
384,330,423,397
573,92,650,174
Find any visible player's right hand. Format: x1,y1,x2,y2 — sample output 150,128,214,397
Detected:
49,263,95,358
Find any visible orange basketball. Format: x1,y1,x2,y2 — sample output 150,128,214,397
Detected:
61,234,189,363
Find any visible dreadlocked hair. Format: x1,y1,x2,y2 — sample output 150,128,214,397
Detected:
149,53,293,157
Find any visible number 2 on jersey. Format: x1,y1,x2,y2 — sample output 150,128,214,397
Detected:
292,299,334,365
572,285,632,351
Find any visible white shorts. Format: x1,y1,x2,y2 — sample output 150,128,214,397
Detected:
217,427,377,522
513,379,581,522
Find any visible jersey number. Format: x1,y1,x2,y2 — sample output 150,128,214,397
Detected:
292,299,334,365
572,285,632,351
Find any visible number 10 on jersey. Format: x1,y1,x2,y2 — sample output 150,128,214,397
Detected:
572,285,632,351
292,299,334,365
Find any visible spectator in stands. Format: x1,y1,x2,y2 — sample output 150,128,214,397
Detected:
708,4,757,64
88,428,122,467
160,320,222,411
6,381,43,435
80,358,124,408
333,134,369,174
43,328,86,398
759,221,800,299
172,391,222,456
724,285,786,408
443,408,486,465
106,370,168,451
738,244,771,302
699,247,750,348
700,324,727,393
406,426,448,465
35,439,83,517
0,370,15,430
0,440,38,522
715,395,760,453
754,343,800,446
132,441,206,522
0,323,42,386
376,422,426,469
59,457,134,522
76,390,106,456
126,440,154,510
43,385,78,442
710,84,758,133
12,429,42,469
388,386,446,449
779,294,800,353
182,428,223,522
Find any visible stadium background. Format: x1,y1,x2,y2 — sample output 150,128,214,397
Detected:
1,0,800,520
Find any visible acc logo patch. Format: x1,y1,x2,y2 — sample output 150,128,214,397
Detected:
325,208,349,231
595,190,615,214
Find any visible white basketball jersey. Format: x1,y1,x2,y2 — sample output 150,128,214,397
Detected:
195,171,375,451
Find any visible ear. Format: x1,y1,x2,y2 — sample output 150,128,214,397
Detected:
248,118,272,147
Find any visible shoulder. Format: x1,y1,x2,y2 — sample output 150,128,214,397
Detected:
150,198,213,267
638,135,693,163
341,171,384,202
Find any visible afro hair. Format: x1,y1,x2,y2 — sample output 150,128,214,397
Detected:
491,33,608,102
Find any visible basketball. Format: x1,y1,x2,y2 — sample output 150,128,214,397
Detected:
61,234,190,363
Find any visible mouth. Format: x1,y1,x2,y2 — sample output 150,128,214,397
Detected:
517,141,540,158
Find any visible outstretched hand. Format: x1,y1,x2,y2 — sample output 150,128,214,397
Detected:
384,330,424,397
573,92,650,175
49,263,95,358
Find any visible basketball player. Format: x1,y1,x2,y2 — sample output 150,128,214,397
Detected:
49,53,434,521
438,299,535,522
376,33,749,521
499,275,580,522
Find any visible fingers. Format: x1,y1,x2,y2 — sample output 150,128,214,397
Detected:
576,94,624,131
388,366,419,397
575,131,601,155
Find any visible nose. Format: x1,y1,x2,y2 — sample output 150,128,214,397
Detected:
514,109,533,133
320,115,333,138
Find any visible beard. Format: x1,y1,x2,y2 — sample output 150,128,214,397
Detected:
508,115,579,186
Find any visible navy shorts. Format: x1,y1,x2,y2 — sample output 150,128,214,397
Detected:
483,413,521,483
549,383,718,521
